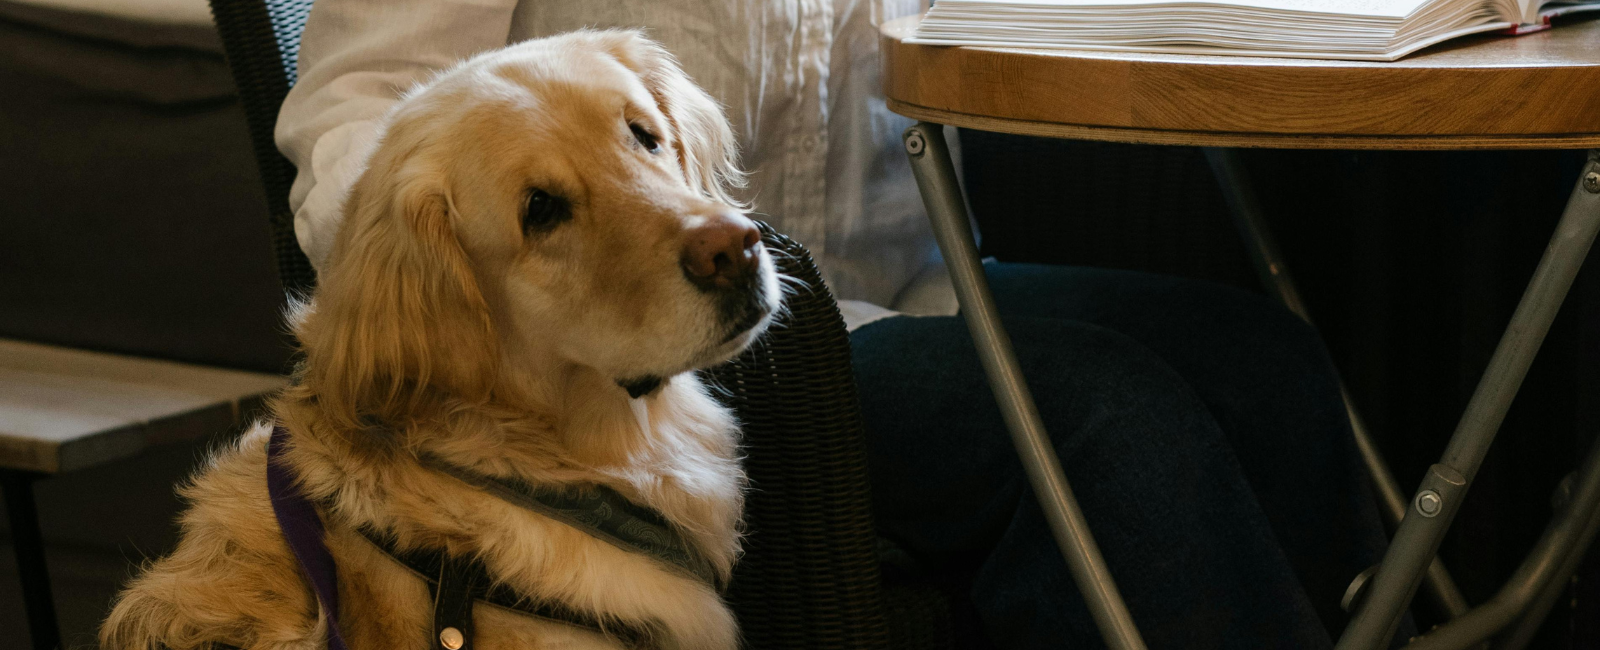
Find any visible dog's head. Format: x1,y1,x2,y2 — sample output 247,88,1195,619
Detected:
299,31,780,421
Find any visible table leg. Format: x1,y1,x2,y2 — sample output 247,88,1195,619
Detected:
1403,429,1600,650
902,122,1148,650
2,470,61,650
1495,470,1600,650
1336,150,1600,650
1201,147,1471,620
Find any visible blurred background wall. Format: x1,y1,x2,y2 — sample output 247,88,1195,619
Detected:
0,2,290,646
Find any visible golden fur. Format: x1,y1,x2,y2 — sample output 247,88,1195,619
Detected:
102,30,780,650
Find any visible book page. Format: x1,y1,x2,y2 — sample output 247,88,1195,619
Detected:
1530,0,1600,22
1516,0,1539,22
950,0,1437,19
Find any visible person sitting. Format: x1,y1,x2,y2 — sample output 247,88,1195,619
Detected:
277,1,1400,646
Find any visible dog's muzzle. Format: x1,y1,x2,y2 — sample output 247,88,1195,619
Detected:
678,211,770,343
713,266,771,343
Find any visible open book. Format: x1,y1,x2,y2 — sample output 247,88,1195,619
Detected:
910,0,1600,60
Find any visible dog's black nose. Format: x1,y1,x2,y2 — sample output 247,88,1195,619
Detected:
682,211,760,289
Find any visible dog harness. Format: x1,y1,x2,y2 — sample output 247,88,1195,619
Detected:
266,425,719,650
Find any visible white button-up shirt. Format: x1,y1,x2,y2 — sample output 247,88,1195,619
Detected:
276,0,955,328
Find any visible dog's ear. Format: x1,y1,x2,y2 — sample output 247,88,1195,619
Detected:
298,140,498,427
606,31,747,207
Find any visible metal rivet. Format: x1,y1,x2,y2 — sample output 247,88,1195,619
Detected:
904,131,926,156
439,626,464,650
1415,490,1443,517
1584,171,1600,194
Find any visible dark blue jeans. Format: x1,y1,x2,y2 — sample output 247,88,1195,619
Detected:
850,263,1403,649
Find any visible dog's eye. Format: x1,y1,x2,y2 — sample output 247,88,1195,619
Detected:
630,123,663,154
522,189,570,233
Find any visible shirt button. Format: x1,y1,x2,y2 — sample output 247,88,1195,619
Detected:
801,135,818,152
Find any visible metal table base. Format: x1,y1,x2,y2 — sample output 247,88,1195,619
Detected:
1203,147,1472,622
903,123,1600,650
905,124,1148,650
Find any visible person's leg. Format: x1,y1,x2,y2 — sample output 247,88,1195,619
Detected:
852,315,1330,649
983,263,1390,635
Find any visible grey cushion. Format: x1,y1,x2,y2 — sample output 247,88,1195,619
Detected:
0,0,292,372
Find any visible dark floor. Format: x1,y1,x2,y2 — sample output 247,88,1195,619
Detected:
1,432,226,650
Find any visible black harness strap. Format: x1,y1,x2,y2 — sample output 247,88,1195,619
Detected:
416,452,724,590
354,526,655,649
432,551,478,650
266,426,686,650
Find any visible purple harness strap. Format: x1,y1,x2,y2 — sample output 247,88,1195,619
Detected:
267,425,351,650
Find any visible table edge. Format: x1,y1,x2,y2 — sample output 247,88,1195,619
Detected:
0,391,276,474
888,100,1600,151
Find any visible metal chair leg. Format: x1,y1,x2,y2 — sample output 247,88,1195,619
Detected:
1336,150,1600,650
2,470,61,650
1202,147,1472,620
903,122,1148,650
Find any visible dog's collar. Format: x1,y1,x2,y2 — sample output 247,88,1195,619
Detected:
415,451,724,590
616,375,664,398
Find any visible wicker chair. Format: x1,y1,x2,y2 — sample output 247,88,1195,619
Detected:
204,1,953,648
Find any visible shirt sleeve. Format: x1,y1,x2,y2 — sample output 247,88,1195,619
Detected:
274,0,520,269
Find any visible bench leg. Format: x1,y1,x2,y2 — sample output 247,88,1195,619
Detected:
1336,150,1600,650
902,122,1148,650
1201,147,1472,621
2,470,60,650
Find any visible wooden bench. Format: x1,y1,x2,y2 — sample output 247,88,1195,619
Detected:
0,338,285,650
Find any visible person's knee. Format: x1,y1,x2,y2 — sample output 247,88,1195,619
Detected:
991,263,1336,392
998,318,1232,464
851,313,1226,461
851,314,1255,571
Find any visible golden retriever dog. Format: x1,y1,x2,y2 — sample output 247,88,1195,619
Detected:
102,29,780,650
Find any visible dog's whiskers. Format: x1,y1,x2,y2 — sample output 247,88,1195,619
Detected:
773,271,806,295
762,247,800,265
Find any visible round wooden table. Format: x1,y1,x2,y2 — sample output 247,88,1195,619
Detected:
882,13,1600,150
882,13,1600,650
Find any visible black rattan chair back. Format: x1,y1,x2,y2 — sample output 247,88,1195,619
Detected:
208,0,315,295
205,1,896,647
711,225,893,650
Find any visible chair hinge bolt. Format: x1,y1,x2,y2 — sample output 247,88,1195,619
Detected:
1415,490,1443,517
905,131,926,157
